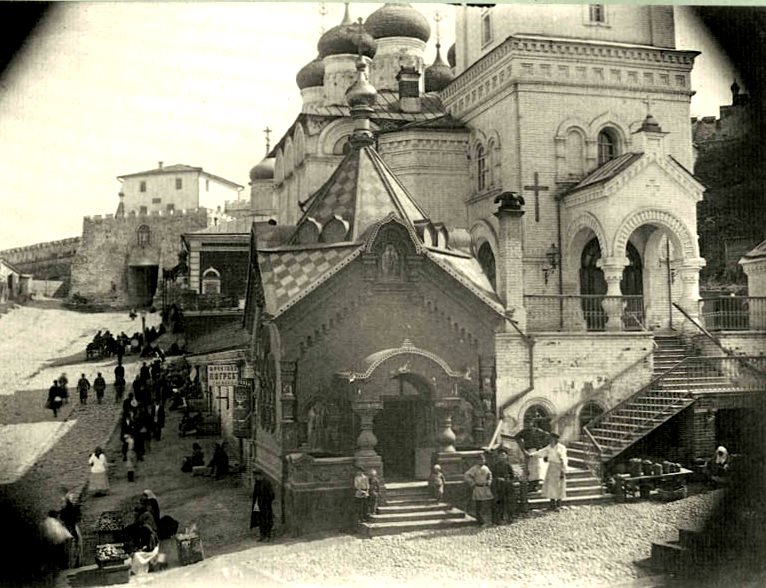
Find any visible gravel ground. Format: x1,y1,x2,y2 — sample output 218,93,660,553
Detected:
92,492,722,588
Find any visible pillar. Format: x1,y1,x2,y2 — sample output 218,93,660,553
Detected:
676,258,705,329
434,400,459,453
494,193,527,331
599,257,627,332
352,400,383,471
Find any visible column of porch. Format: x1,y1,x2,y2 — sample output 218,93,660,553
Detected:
676,258,706,329
352,400,383,473
599,256,628,332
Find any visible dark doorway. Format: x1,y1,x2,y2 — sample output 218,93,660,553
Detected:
716,408,760,455
128,265,159,307
580,238,643,330
478,242,496,290
580,238,607,330
375,397,424,481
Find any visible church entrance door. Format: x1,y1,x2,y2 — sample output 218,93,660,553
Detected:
375,396,425,481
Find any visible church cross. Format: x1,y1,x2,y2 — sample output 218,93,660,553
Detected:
434,10,443,44
524,172,549,222
263,126,272,154
318,2,328,34
645,178,660,196
642,95,654,116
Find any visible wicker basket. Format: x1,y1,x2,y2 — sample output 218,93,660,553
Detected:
176,531,204,566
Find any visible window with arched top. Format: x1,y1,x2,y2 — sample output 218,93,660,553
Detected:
477,242,496,290
476,144,488,191
523,404,552,432
136,225,151,248
201,267,221,295
597,128,618,165
579,401,604,431
565,129,585,178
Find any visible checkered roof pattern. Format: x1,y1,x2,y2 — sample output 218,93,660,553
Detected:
259,245,361,316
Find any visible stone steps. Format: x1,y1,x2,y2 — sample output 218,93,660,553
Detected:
367,507,466,524
357,514,477,538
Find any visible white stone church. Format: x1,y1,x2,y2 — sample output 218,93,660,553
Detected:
223,4,765,522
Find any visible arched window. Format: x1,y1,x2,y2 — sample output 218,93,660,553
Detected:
332,135,351,156
136,225,151,248
201,267,221,295
597,128,618,165
477,242,496,290
579,401,604,431
523,404,552,432
476,144,487,191
565,129,585,178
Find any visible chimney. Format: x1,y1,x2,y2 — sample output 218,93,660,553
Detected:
493,192,527,331
158,161,163,169
396,66,421,113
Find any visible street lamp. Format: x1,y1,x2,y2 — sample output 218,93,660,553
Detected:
542,243,560,285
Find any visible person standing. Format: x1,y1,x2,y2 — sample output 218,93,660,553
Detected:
114,369,126,404
77,374,90,405
429,464,446,502
59,492,82,568
250,470,276,542
151,400,165,441
464,453,494,526
88,447,109,496
93,372,106,404
527,432,567,511
59,373,69,404
353,467,370,524
490,447,515,524
48,380,63,418
367,469,381,519
125,434,137,482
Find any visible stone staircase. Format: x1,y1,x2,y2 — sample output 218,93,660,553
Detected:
527,464,612,508
357,481,476,538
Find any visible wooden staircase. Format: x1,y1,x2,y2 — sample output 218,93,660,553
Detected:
357,481,476,537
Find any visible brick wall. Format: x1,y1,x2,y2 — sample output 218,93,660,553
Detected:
495,331,654,442
692,332,766,357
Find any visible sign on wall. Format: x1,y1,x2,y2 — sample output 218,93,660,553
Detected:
207,364,239,386
233,381,253,438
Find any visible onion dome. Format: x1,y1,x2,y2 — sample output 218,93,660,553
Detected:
425,44,454,92
365,3,431,43
346,58,377,109
249,157,275,182
447,43,456,68
296,56,325,90
318,5,376,59
640,114,663,133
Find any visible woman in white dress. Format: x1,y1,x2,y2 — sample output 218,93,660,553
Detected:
88,447,109,496
527,432,567,510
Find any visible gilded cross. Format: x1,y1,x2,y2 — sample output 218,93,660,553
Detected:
318,2,328,34
263,126,271,154
524,172,549,222
434,10,443,44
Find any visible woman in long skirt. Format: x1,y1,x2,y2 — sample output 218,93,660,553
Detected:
527,432,568,510
88,447,109,496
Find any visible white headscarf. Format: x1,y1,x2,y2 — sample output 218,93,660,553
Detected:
715,446,729,464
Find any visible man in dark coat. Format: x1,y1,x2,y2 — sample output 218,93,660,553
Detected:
490,447,516,524
250,470,275,541
93,373,106,404
77,374,90,405
48,380,62,418
139,362,150,383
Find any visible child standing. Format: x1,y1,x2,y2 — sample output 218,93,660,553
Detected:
429,464,446,502
353,467,369,524
367,469,380,519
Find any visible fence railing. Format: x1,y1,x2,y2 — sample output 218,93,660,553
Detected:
165,289,242,312
701,296,766,331
525,295,644,332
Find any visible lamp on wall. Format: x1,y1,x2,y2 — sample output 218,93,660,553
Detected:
542,243,560,285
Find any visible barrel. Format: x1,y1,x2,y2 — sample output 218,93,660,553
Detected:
629,458,642,477
662,460,673,474
652,463,664,476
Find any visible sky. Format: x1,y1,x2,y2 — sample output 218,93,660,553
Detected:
0,2,740,251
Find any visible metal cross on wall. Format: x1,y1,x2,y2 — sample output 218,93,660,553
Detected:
524,172,549,222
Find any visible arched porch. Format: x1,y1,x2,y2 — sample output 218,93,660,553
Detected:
336,339,484,480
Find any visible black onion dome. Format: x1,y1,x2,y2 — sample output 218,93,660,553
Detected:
318,7,376,59
296,56,325,89
447,43,456,68
249,158,274,181
425,44,454,92
364,3,431,43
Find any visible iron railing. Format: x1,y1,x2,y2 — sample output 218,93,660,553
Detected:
585,355,766,451
525,295,644,332
701,296,766,332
